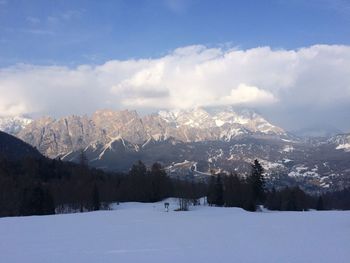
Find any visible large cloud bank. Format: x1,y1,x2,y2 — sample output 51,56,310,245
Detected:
1,44,350,129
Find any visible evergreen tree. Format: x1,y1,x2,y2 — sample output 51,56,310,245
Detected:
190,180,200,206
316,196,324,211
130,160,147,177
92,184,100,211
208,174,227,207
150,162,168,202
248,159,265,206
214,174,224,206
128,161,148,201
265,187,281,210
224,174,242,207
19,185,55,216
76,150,90,212
241,181,256,212
79,150,88,168
207,176,216,206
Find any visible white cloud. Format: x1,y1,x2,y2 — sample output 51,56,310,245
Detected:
1,44,350,129
0,101,28,117
217,84,277,106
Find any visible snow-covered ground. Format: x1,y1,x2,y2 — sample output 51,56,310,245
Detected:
1,199,350,263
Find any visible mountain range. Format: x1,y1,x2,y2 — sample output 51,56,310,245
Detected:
1,107,349,193
7,107,286,158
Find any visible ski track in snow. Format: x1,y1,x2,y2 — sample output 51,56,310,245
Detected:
0,200,349,263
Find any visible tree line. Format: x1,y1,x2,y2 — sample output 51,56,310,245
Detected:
207,159,266,211
206,159,350,211
0,153,206,217
0,154,349,217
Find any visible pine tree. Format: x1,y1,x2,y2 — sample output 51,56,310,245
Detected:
76,150,90,212
150,162,168,202
19,185,55,216
92,184,100,211
79,150,88,168
316,196,324,211
130,160,147,177
265,187,280,210
248,159,265,206
214,174,224,206
207,176,216,206
128,161,148,201
224,174,242,207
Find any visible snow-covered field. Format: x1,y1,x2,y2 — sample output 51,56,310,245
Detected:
1,199,350,263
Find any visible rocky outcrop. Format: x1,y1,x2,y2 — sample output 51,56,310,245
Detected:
13,107,287,158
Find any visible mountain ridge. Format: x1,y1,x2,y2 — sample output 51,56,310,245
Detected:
1,107,350,193
0,130,43,160
6,107,287,158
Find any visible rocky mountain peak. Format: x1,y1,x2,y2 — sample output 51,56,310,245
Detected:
0,116,33,135
3,107,288,158
157,106,285,135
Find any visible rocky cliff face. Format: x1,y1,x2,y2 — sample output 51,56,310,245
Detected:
17,115,107,158
92,109,147,143
14,107,286,158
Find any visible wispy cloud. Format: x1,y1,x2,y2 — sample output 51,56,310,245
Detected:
1,26,55,36
321,0,350,15
26,16,41,25
8,10,83,38
61,10,83,21
47,9,83,24
163,0,195,14
284,0,350,17
22,28,55,36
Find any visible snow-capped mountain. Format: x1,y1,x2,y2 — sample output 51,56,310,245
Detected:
0,116,32,135
153,107,286,142
5,107,350,193
158,107,285,135
15,107,287,158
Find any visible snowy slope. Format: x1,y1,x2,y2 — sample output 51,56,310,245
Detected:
330,133,350,152
0,116,32,135
1,200,349,263
158,106,285,135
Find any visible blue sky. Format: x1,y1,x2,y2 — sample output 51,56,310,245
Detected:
1,0,350,66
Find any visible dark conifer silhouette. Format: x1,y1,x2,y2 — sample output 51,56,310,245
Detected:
316,196,324,211
92,184,100,211
247,159,265,206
